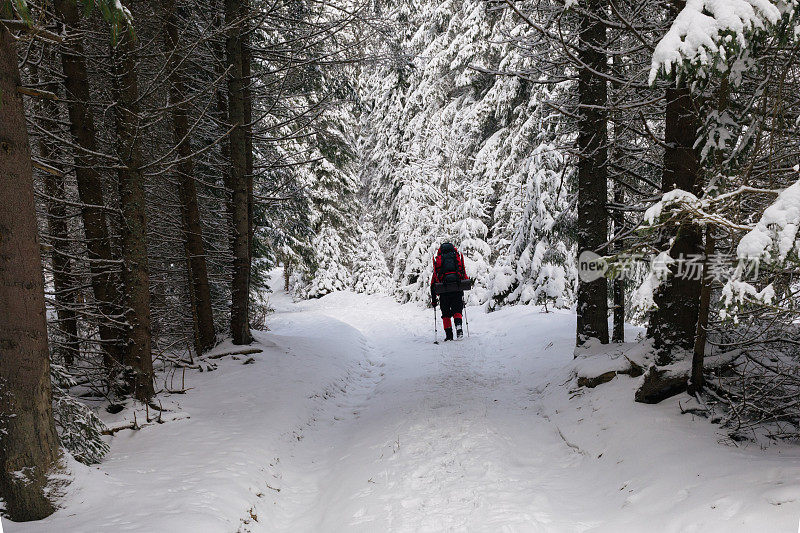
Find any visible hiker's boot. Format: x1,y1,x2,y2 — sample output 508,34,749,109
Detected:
444,327,454,341
455,317,463,338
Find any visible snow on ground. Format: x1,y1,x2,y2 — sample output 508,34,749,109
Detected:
6,270,800,532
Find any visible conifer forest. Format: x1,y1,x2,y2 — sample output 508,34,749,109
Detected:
3,0,800,530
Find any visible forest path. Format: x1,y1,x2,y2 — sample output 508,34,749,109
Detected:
10,274,800,533
253,280,800,533
258,285,598,532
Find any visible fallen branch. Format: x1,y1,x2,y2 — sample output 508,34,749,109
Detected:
102,414,190,435
18,86,59,100
556,426,588,456
206,348,263,360
32,159,62,176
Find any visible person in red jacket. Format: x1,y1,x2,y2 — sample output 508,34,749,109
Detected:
430,242,468,341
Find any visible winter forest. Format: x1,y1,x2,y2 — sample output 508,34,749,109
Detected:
4,0,800,529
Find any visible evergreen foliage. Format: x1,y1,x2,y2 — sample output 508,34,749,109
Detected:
356,0,573,306
51,365,109,465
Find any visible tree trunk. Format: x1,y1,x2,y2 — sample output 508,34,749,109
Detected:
242,1,255,257
226,0,253,344
32,58,81,366
55,0,125,373
688,80,727,395
164,2,216,355
43,167,81,367
111,30,155,401
648,85,702,363
39,120,80,367
612,185,625,343
576,0,609,345
689,227,714,395
0,25,61,521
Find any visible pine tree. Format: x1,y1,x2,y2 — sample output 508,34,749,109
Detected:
110,16,156,401
449,181,490,304
55,0,127,372
0,19,61,521
225,0,254,345
163,0,216,355
352,222,393,295
575,0,609,345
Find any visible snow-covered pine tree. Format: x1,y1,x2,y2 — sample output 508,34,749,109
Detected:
50,365,109,465
448,180,491,304
482,84,574,311
305,224,352,297
388,157,447,302
302,132,363,298
358,0,575,304
352,220,393,295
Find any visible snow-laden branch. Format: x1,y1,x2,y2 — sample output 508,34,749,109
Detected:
736,177,800,262
649,0,782,84
630,182,796,314
721,177,800,313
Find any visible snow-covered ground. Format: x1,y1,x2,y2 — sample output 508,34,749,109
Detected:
6,271,800,532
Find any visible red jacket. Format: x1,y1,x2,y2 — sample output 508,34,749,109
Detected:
431,244,468,286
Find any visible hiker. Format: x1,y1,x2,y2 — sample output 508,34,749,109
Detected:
430,242,469,341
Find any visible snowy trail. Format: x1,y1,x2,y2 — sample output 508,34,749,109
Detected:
262,295,584,531
254,286,800,532
8,277,800,532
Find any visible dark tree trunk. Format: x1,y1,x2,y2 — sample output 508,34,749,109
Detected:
164,3,217,355
43,167,81,366
226,0,253,345
612,185,625,343
689,80,727,395
242,3,255,257
0,25,61,521
55,0,125,373
33,59,80,366
576,0,609,346
648,86,702,363
111,31,155,401
689,227,714,395
39,128,80,367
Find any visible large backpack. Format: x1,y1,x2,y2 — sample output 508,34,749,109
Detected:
438,243,460,283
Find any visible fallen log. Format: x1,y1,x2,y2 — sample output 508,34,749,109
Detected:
634,350,741,404
207,348,263,360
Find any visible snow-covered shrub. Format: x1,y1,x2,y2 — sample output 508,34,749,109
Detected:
305,225,352,298
51,365,109,465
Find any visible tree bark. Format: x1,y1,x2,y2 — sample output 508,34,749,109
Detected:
689,226,714,395
242,1,255,257
43,169,81,367
0,24,61,521
40,122,80,367
612,185,625,343
111,30,155,401
55,0,125,373
648,85,702,362
32,59,81,366
688,80,728,395
576,0,609,345
226,0,253,344
164,2,217,355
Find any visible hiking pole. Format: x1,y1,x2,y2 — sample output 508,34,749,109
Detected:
463,296,470,338
433,300,439,344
